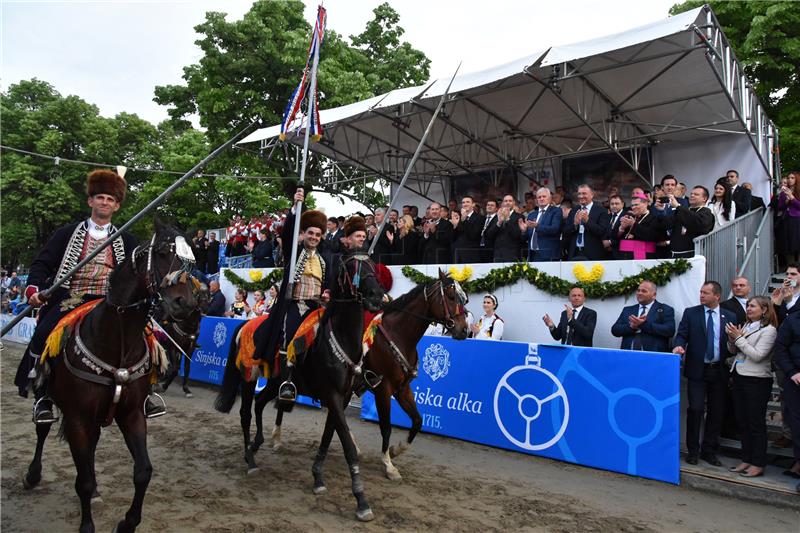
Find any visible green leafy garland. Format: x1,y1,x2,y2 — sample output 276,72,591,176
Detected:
401,259,692,299
222,268,284,292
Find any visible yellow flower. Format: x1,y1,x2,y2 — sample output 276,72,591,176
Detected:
448,265,473,283
573,263,605,283
248,269,264,282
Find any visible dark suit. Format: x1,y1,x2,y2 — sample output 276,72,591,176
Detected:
731,185,752,218
563,203,610,260
324,229,343,255
252,238,275,268
548,306,597,347
479,213,497,262
674,304,736,457
205,240,220,274
776,297,800,325
421,219,454,264
606,211,625,260
664,205,714,257
205,290,226,317
370,225,394,265
750,195,765,211
774,312,800,460
616,212,666,260
453,211,485,263
611,300,675,352
720,296,747,326
485,212,523,262
524,206,562,261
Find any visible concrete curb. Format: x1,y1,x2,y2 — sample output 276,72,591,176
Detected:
682,470,800,510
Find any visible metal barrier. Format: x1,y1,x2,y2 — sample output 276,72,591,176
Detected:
738,207,774,295
693,207,767,294
225,255,253,269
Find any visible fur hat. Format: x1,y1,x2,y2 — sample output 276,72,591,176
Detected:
343,215,367,237
300,210,327,232
87,169,126,203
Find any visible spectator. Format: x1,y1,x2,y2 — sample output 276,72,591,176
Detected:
742,182,765,211
658,175,689,210
773,306,800,490
485,194,523,262
676,182,687,201
726,296,778,478
192,230,208,273
225,288,251,319
777,172,800,266
409,205,422,227
479,199,498,263
727,169,752,217
563,184,610,260
365,213,375,228
204,280,226,317
720,276,751,325
421,202,453,264
1,270,8,290
522,193,536,218
709,178,736,228
542,287,597,347
251,290,268,317
673,281,737,466
665,186,715,258
252,231,275,268
324,217,343,254
389,209,399,225
604,195,626,259
552,191,564,207
266,283,279,312
470,294,504,340
520,188,562,262
616,195,664,259
771,263,800,324
6,271,21,291
611,280,675,352
369,208,394,264
206,232,220,274
448,198,458,214
451,195,485,263
392,214,421,265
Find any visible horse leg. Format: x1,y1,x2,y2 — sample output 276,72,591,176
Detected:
182,354,192,397
374,386,401,481
389,384,421,460
271,403,284,451
156,349,177,393
112,413,152,533
65,421,100,533
311,409,336,495
239,383,258,474
250,386,273,454
329,398,374,522
344,394,361,459
23,422,52,489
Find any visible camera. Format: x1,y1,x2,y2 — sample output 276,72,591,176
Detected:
658,196,670,204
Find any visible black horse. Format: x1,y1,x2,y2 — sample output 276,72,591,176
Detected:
23,221,199,533
215,250,385,521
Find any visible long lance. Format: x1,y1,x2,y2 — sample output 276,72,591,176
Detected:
1,119,260,337
285,21,323,297
368,62,462,257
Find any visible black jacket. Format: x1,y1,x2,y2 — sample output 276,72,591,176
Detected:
205,291,226,317
674,304,736,380
453,212,485,263
323,229,343,255
549,306,597,347
370,224,395,265
611,300,675,352
606,211,625,260
616,212,666,259
395,231,421,265
774,312,800,377
720,297,747,326
252,238,275,268
421,219,454,264
665,205,714,254
192,236,208,268
563,204,610,260
732,185,752,218
485,211,523,262
205,240,220,273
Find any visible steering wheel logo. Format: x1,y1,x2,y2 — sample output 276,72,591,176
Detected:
493,346,569,451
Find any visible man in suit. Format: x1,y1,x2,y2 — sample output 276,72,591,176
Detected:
421,202,454,264
611,280,675,352
563,184,610,260
368,208,395,264
520,188,562,262
773,309,800,489
543,287,597,347
673,281,737,466
720,276,750,325
485,194,523,262
479,199,498,263
727,170,752,218
664,186,715,258
772,263,800,324
742,182,765,211
204,280,226,317
324,217,343,254
604,195,626,259
451,195,485,263
206,231,220,274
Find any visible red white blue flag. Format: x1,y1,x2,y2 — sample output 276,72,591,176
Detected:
280,5,326,142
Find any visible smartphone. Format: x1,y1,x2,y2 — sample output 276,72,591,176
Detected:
789,280,798,288
659,196,670,204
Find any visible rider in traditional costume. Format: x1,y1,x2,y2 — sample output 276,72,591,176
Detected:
13,170,166,423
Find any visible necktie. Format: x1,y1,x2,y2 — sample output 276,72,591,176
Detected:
530,209,543,251
481,216,492,246
567,308,578,345
640,305,646,316
705,309,715,362
577,207,586,248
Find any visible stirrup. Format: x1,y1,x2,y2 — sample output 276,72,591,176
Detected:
354,371,383,397
32,397,59,425
278,381,297,402
144,393,167,419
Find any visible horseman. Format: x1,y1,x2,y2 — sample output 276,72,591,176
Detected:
13,169,165,423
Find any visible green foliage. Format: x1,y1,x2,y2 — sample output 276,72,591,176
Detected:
401,260,692,299
223,267,284,292
670,1,800,170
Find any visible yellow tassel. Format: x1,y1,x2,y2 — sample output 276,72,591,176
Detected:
279,133,286,141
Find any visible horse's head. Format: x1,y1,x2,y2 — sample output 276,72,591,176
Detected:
334,252,385,313
427,269,470,340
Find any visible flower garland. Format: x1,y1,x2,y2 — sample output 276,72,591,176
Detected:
223,268,284,292
401,259,691,299
573,263,605,283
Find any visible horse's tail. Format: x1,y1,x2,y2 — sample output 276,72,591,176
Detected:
213,323,245,413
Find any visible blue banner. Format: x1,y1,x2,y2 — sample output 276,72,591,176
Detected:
187,316,319,407
361,337,680,484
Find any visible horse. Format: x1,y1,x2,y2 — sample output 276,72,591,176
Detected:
22,221,199,533
268,271,470,480
214,250,385,521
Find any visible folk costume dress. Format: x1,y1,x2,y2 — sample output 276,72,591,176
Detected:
473,313,504,340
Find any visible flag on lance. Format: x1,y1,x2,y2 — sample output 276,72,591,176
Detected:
279,5,326,142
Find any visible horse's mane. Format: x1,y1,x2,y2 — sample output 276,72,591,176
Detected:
382,283,427,315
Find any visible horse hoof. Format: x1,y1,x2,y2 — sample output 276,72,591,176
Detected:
184,392,193,398
385,469,402,481
272,442,283,452
312,485,327,495
356,508,375,522
247,467,259,476
22,475,39,490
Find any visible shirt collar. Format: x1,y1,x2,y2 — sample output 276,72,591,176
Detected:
703,305,718,315
573,304,584,313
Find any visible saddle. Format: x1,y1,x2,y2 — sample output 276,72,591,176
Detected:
286,308,325,365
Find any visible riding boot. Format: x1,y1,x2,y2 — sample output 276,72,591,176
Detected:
32,377,58,425
144,392,167,419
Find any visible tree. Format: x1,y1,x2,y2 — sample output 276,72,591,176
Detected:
153,0,431,208
670,1,800,171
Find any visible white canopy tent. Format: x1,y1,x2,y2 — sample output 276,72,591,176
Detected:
239,5,778,205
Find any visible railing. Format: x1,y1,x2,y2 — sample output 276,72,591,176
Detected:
738,207,773,296
225,254,253,269
693,207,767,294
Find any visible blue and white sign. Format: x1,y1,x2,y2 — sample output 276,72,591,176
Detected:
361,337,680,484
1,315,37,345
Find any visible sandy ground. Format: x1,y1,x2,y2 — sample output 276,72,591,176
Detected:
1,341,797,533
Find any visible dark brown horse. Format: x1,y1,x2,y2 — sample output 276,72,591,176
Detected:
215,251,385,521
23,222,199,533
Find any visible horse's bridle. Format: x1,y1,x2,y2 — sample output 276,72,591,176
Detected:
333,253,379,304
406,279,468,333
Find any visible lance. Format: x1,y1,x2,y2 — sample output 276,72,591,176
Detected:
368,62,462,257
1,119,260,337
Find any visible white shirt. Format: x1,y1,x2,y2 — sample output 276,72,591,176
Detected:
735,296,748,313
475,313,504,340
571,304,584,321
787,291,800,311
708,201,736,228
88,219,111,240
